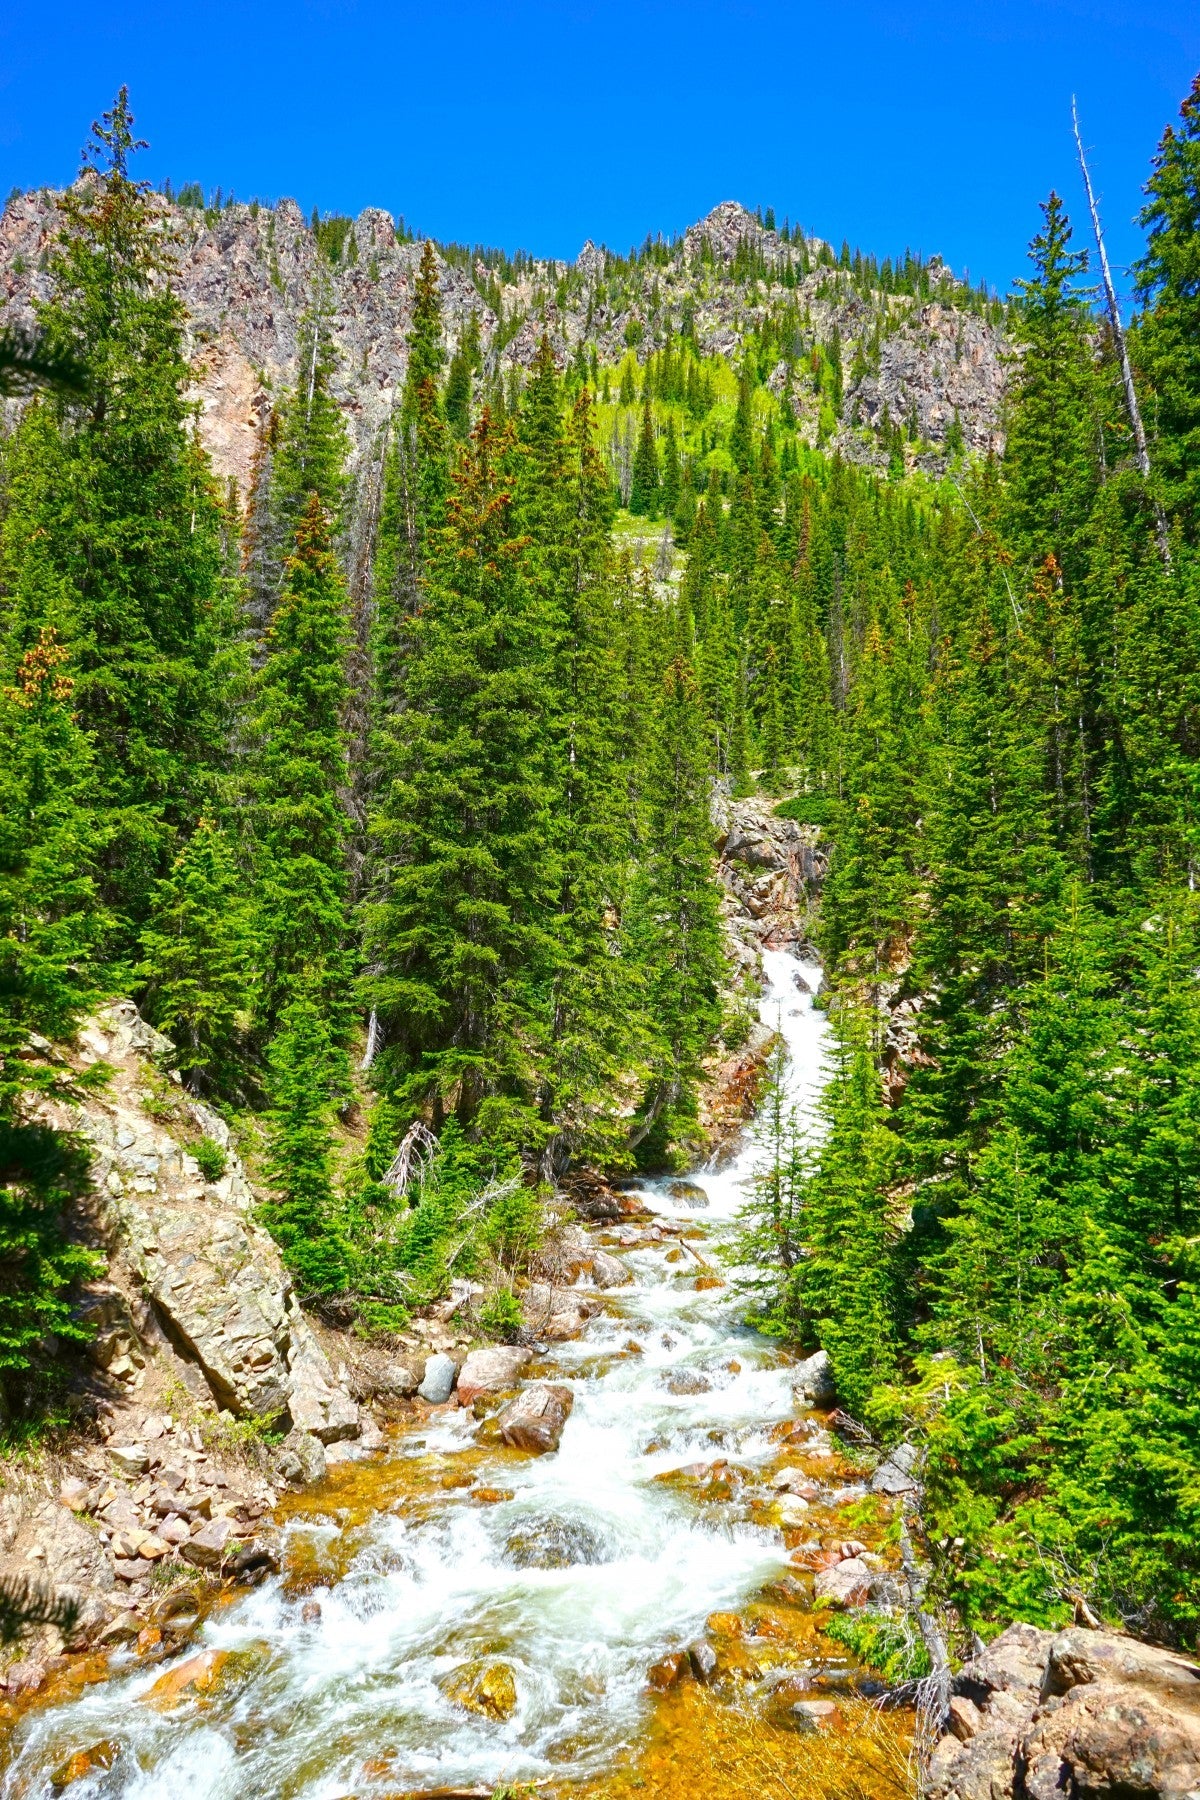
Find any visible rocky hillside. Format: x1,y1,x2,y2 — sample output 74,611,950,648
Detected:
0,191,1007,495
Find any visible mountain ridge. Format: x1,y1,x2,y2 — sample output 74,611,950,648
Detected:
0,190,1007,497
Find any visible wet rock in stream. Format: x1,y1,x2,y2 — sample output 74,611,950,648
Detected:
439,1658,519,1722
497,1382,574,1453
503,1513,611,1569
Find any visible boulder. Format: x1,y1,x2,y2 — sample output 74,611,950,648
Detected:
523,1282,596,1341
376,1357,424,1398
440,1658,518,1721
589,1251,631,1290
109,1444,150,1478
662,1368,711,1395
418,1352,458,1404
792,1350,836,1406
813,1557,872,1608
665,1180,710,1209
273,1428,327,1488
505,1514,609,1569
775,1495,811,1525
181,1516,237,1570
870,1440,921,1495
930,1625,1200,1800
456,1346,531,1406
497,1383,574,1454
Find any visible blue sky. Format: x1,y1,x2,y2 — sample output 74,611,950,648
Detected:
1,0,1196,300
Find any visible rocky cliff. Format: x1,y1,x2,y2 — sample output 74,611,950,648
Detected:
928,1622,1200,1800
0,192,1007,496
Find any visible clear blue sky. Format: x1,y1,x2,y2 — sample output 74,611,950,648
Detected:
1,0,1196,301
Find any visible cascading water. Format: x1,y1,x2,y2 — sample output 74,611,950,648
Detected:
2,951,831,1799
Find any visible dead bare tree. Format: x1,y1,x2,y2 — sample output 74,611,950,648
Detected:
1072,96,1171,566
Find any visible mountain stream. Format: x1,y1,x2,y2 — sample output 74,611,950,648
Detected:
2,951,913,1800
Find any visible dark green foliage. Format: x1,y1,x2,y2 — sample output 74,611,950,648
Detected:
248,493,353,1042
1,92,230,952
630,398,660,516
1135,75,1200,539
260,994,348,1296
137,817,255,1092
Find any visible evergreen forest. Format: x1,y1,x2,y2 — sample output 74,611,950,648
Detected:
4,79,1200,1652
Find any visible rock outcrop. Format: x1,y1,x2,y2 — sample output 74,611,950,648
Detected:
40,999,359,1441
929,1623,1200,1800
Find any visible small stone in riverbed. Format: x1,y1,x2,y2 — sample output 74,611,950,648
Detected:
647,1652,688,1691
418,1352,457,1404
662,1368,711,1395
688,1641,719,1684
50,1742,118,1789
157,1515,190,1546
791,1698,839,1731
813,1556,872,1608
301,1601,322,1624
775,1495,811,1524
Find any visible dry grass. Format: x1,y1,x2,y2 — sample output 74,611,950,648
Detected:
573,1686,916,1800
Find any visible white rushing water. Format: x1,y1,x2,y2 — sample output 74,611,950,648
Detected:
4,950,830,1799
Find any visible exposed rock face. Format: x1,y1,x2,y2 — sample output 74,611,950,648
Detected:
0,191,1007,496
715,794,826,957
928,1624,1200,1800
39,1000,359,1439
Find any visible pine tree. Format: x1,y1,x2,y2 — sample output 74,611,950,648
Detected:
260,994,349,1294
361,410,558,1144
249,493,353,1041
403,240,445,424
800,1012,899,1416
630,398,661,516
0,627,107,1411
661,413,681,517
3,91,230,949
444,343,472,439
1134,74,1200,537
635,657,724,1145
1004,195,1099,591
137,816,256,1094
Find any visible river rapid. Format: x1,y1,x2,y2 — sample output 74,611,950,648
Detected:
4,949,836,1799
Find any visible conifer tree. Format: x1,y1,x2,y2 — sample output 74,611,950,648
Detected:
1134,75,1200,537
630,398,661,516
3,91,229,947
0,628,108,1409
636,657,724,1141
137,817,256,1094
799,1013,899,1416
362,410,557,1143
260,994,349,1294
249,494,353,1041
1004,195,1099,590
403,240,445,424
